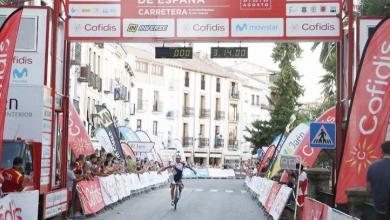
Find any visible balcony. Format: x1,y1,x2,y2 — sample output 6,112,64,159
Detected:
183,107,194,117
229,88,240,99
228,139,238,151
229,114,239,123
152,101,163,113
182,137,193,147
198,138,209,148
215,111,225,120
78,65,90,82
214,138,224,148
136,100,148,112
199,109,210,118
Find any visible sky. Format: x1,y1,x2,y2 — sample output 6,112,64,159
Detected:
193,42,327,103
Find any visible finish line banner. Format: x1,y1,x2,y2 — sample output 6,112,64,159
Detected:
66,0,341,41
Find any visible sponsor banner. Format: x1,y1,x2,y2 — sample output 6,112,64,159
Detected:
69,4,121,17
95,105,125,159
8,190,39,220
123,19,175,37
286,3,340,16
95,127,116,153
177,19,229,37
269,185,293,220
43,188,68,219
68,18,121,38
231,18,284,37
294,107,335,167
336,18,390,204
270,122,309,177
302,197,329,220
4,86,45,142
0,9,22,161
99,176,119,205
258,178,275,205
122,0,286,19
264,182,281,213
76,178,105,215
286,17,340,37
68,103,94,157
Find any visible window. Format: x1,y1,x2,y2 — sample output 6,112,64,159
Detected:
183,123,188,138
153,91,159,111
256,95,260,106
185,72,190,87
216,78,220,92
151,64,163,76
153,121,158,136
93,52,96,73
252,95,255,105
137,119,142,131
97,56,101,76
201,75,205,90
200,124,205,136
88,48,92,66
136,61,148,73
137,88,143,109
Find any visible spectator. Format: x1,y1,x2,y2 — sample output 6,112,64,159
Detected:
73,154,85,176
367,141,390,220
2,157,27,193
296,163,308,217
67,162,83,218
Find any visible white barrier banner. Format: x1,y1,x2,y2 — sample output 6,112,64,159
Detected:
3,190,39,220
258,179,275,206
114,175,127,199
99,176,119,205
269,185,293,220
327,208,359,220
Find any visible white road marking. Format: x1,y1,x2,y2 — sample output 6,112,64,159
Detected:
225,190,234,193
195,189,204,192
210,189,219,192
241,190,247,194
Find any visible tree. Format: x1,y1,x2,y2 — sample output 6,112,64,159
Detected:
246,43,304,153
359,0,390,16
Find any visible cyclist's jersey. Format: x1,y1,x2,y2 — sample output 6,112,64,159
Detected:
171,162,185,182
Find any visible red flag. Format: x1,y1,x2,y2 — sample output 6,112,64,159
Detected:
68,103,94,157
294,107,336,167
336,18,390,204
259,145,276,172
0,9,23,161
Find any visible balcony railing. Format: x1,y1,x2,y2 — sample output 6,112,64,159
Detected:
183,107,194,117
182,137,193,147
228,139,238,151
199,109,210,118
198,138,209,148
229,114,239,123
229,88,240,99
136,100,148,112
214,138,224,148
215,111,225,120
152,101,163,112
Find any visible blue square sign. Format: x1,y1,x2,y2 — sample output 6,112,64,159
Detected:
310,123,336,149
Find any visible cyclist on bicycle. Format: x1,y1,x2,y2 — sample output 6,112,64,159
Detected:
158,153,197,206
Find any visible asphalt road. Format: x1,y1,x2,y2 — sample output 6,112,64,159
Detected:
90,179,267,220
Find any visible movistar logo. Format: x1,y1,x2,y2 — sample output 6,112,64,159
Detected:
13,68,28,79
236,24,248,32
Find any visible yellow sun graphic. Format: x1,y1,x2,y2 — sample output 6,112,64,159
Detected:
346,139,379,175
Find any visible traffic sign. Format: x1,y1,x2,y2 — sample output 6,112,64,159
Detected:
280,155,298,170
309,122,336,149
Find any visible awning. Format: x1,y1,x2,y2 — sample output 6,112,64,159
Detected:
210,154,222,158
194,153,208,158
121,142,136,159
119,127,155,154
224,155,241,160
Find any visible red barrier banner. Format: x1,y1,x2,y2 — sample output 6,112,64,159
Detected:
76,178,105,215
0,8,22,164
68,103,94,157
302,197,329,220
336,18,390,204
294,107,336,167
264,182,281,213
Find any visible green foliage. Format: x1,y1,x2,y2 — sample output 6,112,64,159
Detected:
247,43,304,154
359,0,390,16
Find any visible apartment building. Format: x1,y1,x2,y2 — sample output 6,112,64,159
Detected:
70,43,274,167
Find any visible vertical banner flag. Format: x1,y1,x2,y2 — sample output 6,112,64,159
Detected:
95,105,125,159
294,107,336,167
0,8,23,162
336,18,390,204
69,103,94,157
269,122,309,177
